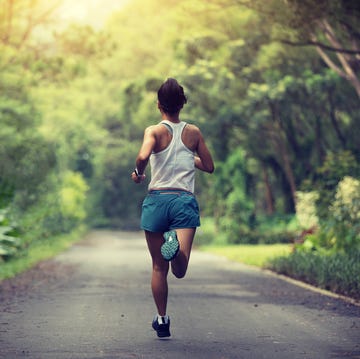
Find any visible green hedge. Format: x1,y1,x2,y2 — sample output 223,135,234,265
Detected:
266,249,360,300
226,230,295,245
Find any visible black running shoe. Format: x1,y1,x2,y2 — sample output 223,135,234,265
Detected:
161,230,179,261
152,316,171,338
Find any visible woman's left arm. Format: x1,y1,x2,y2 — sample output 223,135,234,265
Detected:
132,126,156,183
195,131,214,173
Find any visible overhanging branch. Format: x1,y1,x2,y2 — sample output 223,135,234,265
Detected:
276,38,360,55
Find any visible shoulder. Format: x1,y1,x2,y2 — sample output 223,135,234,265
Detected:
182,123,203,151
184,123,201,134
183,123,203,141
144,124,166,136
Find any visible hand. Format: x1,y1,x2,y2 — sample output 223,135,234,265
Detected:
131,171,146,183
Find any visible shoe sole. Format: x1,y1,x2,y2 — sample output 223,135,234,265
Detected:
152,320,171,338
161,230,179,261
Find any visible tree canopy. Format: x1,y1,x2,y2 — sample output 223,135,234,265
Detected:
0,0,359,255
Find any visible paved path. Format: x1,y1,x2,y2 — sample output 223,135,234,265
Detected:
0,230,359,359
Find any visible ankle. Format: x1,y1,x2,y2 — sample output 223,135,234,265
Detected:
157,314,169,324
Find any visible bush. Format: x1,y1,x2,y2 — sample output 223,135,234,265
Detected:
309,151,359,221
295,191,319,229
221,214,299,245
15,171,89,242
328,176,360,252
0,208,22,261
296,176,360,253
59,171,89,232
267,249,360,300
225,229,295,244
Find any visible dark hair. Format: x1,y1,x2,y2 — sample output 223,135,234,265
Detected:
157,78,187,115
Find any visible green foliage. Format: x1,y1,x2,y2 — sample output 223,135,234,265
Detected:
297,151,360,252
11,171,89,244
295,191,319,229
92,141,145,228
311,151,360,221
268,249,360,300
222,214,298,245
319,176,360,252
195,217,225,247
0,226,86,281
59,171,89,231
1,0,359,292
0,209,22,261
213,149,255,242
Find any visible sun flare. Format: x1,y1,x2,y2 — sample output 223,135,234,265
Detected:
53,0,130,28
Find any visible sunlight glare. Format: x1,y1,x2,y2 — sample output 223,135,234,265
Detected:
54,0,130,28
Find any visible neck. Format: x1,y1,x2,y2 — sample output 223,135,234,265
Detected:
162,113,180,123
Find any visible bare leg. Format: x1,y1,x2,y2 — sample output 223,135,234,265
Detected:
145,230,169,316
171,228,196,279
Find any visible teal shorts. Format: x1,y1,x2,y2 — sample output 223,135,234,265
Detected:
141,189,200,233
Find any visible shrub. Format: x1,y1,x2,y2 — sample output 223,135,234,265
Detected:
0,208,22,261
59,171,89,231
296,175,360,253
16,171,89,242
311,151,359,221
267,249,360,300
295,191,319,229
224,214,298,244
328,176,360,252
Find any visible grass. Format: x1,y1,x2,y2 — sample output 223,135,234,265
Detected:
0,226,86,281
200,243,292,267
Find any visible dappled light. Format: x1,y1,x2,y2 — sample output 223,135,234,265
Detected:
0,0,359,299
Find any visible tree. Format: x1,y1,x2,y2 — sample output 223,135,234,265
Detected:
218,0,360,98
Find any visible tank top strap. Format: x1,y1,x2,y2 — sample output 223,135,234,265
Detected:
160,120,187,138
160,121,173,134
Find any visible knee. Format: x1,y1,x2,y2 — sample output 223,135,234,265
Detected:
153,262,169,276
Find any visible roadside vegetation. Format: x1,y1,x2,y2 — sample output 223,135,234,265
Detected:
0,226,86,281
199,159,360,300
1,0,359,300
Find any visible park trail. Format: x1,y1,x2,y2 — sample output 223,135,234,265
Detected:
0,230,359,359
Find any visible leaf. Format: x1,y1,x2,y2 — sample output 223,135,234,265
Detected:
0,244,16,256
0,226,13,235
0,235,21,247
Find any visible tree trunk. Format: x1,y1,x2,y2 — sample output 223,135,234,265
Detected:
262,164,275,215
315,116,326,164
269,102,297,205
328,89,347,149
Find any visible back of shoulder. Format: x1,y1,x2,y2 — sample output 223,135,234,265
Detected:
145,123,167,136
185,123,201,135
182,123,202,151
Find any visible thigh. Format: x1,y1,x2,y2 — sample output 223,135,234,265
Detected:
176,227,196,260
145,231,169,270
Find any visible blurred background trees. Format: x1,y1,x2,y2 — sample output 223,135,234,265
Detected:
1,0,359,259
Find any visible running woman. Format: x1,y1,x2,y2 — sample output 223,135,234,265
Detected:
131,78,214,338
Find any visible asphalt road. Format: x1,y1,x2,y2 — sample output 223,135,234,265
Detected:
0,230,359,359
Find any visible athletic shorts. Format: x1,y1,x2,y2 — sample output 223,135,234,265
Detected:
140,189,200,233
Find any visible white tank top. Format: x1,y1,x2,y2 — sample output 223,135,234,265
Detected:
148,120,195,193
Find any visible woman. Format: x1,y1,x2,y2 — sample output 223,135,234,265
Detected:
131,78,214,338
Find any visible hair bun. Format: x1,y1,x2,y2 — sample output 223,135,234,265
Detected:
158,78,187,115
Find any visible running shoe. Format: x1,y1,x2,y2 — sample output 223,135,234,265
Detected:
161,230,179,261
152,316,171,338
